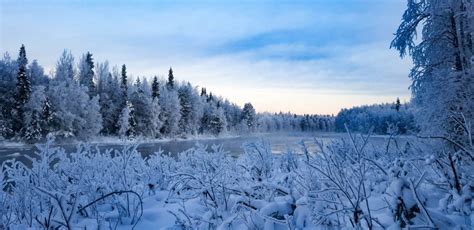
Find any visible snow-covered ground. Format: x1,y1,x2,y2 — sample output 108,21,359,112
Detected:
1,132,471,229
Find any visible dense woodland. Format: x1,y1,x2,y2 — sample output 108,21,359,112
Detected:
335,100,417,134
0,47,335,142
0,46,421,143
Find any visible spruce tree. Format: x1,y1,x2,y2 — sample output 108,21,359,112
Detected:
241,102,256,131
118,101,137,138
167,67,174,89
12,44,31,134
395,97,401,112
120,64,128,121
201,87,207,97
178,84,193,135
127,102,137,138
24,110,42,142
79,52,95,97
42,98,53,135
121,64,128,96
207,92,214,103
152,76,160,99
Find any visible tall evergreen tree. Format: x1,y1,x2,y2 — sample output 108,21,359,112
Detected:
12,44,31,134
79,52,95,97
178,83,194,135
395,97,401,112
392,0,474,140
207,92,214,103
241,102,256,132
167,67,174,89
127,102,137,138
0,53,17,138
23,110,42,142
121,64,128,97
42,98,54,135
152,76,160,99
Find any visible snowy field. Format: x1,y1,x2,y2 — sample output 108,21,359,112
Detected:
4,132,458,230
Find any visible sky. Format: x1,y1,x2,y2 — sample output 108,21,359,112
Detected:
0,0,412,115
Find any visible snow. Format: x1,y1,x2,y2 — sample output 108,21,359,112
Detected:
1,132,472,229
0,141,27,148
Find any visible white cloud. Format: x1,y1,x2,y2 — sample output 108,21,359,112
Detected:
1,0,412,114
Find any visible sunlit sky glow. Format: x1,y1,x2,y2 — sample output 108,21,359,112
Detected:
0,0,412,115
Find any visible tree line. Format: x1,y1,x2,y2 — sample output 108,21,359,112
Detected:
0,46,334,142
334,99,417,135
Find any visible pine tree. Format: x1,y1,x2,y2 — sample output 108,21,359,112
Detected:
118,101,136,138
178,83,193,135
121,64,128,97
0,53,16,139
127,102,137,138
24,110,42,142
201,103,226,136
395,97,401,112
167,67,174,89
118,101,130,138
241,103,256,132
12,44,31,134
152,76,160,99
130,77,154,137
42,98,53,135
207,92,214,103
79,52,95,97
201,87,207,97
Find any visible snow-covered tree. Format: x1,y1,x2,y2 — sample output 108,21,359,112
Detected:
150,98,163,138
166,67,174,90
159,85,181,136
241,102,256,132
391,0,474,141
12,44,31,135
152,76,160,99
178,82,203,135
118,100,136,138
0,53,17,138
23,86,47,141
201,102,227,136
27,59,48,86
130,78,155,137
54,50,75,83
392,1,474,226
77,96,102,139
78,52,95,97
395,97,401,112
97,64,123,135
47,51,102,139
121,64,128,99
41,97,54,136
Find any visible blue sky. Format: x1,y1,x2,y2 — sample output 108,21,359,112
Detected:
0,0,412,114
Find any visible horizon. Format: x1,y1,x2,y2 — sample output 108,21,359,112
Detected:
1,0,412,115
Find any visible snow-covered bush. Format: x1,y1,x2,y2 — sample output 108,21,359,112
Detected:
167,144,238,229
1,137,147,229
1,129,472,229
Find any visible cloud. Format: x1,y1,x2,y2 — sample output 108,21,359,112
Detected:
0,0,412,114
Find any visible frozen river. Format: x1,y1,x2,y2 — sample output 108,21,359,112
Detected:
0,132,409,164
